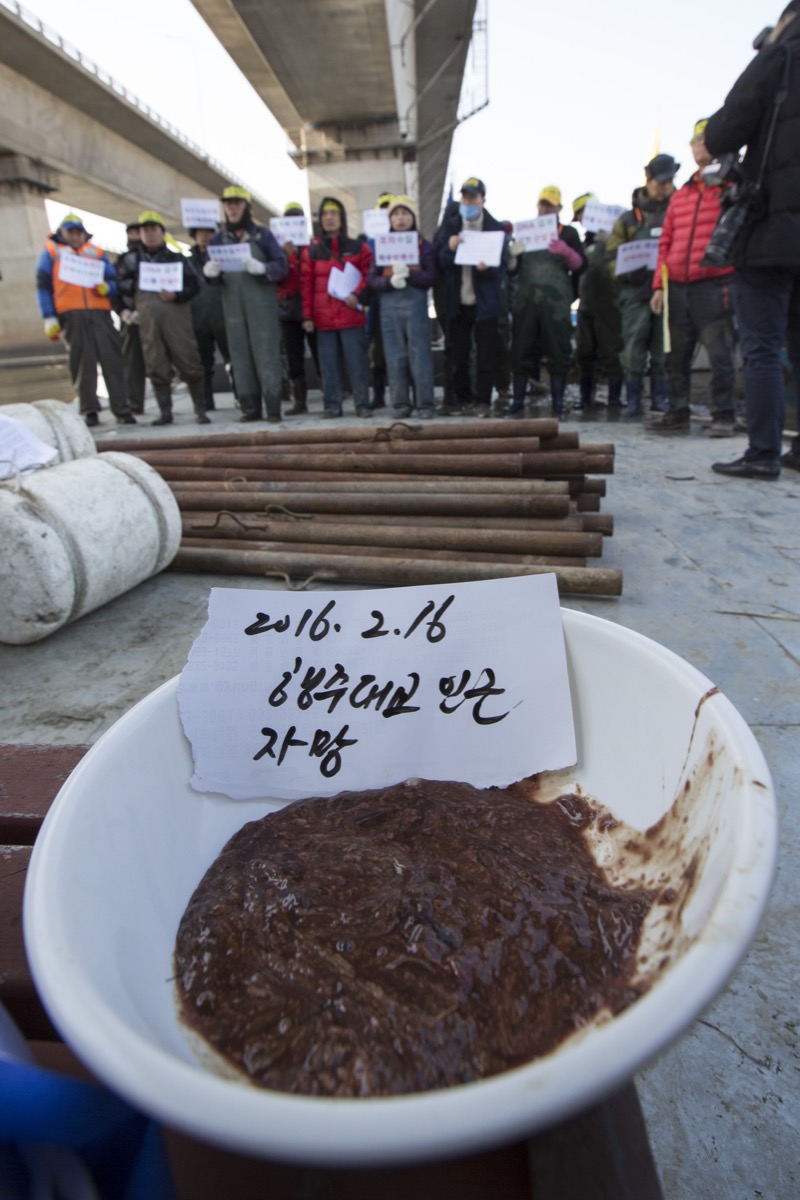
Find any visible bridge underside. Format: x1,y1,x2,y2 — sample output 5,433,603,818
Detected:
190,0,478,234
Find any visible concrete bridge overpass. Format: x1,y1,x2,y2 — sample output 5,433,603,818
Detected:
189,0,483,236
0,0,274,356
0,0,483,366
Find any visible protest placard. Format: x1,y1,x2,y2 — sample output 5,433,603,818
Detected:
178,575,576,801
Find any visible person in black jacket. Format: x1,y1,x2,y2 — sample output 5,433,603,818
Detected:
707,2,800,479
117,211,208,426
434,177,509,417
188,225,232,412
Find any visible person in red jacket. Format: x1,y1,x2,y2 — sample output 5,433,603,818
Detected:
647,120,738,436
300,197,373,418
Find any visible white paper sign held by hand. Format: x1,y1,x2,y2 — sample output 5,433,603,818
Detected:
177,575,576,801
138,261,184,292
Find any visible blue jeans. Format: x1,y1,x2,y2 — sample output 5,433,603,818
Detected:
733,267,800,460
379,285,435,412
316,327,370,414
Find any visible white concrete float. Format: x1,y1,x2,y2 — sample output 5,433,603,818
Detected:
1,400,96,463
0,452,180,644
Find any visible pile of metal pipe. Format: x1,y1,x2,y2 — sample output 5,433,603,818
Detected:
100,418,622,596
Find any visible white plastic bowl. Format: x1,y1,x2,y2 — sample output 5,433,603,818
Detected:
23,610,777,1165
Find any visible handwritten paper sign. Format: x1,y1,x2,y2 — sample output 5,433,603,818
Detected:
328,261,363,300
177,575,576,801
57,251,105,289
0,415,58,480
363,208,391,238
180,198,221,230
207,243,251,272
454,230,505,268
615,238,660,276
582,200,626,234
269,216,310,247
138,260,184,292
513,214,558,253
373,231,420,267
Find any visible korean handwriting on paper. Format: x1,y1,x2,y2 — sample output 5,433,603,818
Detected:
243,595,510,779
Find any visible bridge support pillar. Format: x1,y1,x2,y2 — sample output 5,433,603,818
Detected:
0,159,54,356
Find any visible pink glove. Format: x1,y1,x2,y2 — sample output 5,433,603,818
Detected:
548,237,583,272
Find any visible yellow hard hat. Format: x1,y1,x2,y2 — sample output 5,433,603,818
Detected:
221,185,251,203
283,201,304,215
538,186,562,207
137,210,166,228
691,119,709,144
59,211,86,231
572,192,596,220
389,194,416,217
376,192,394,209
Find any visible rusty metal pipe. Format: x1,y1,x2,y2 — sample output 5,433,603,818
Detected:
180,537,587,568
162,477,571,495
179,512,603,557
100,417,561,454
169,546,623,596
169,490,572,518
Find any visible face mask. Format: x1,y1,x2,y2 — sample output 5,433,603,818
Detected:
459,203,479,220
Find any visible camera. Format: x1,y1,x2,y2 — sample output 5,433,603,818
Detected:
700,154,762,268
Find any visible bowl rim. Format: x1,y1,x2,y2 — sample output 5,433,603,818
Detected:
22,609,778,1164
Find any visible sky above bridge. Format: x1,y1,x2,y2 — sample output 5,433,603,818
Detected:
23,0,787,243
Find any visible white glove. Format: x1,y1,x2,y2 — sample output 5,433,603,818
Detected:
43,318,61,341
509,239,526,257
390,275,407,289
203,259,222,279
391,261,409,279
244,257,267,275
120,308,139,325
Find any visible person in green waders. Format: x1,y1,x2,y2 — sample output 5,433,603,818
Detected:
204,186,288,423
506,186,585,416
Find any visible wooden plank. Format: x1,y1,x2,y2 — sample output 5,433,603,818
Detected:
0,744,89,844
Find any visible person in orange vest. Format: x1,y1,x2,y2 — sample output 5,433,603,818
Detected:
36,212,135,428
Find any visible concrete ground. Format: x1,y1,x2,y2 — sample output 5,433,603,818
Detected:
1,382,797,1199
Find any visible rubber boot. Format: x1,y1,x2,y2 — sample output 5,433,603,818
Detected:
650,376,668,413
578,376,594,409
285,378,308,416
607,378,623,408
505,374,528,416
238,394,262,423
203,375,215,411
624,379,642,418
150,386,173,426
550,376,567,417
189,379,210,424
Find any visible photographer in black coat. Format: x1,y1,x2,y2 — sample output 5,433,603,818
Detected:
705,1,800,479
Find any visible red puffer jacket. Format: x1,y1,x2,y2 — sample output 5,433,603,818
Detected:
652,174,734,289
300,197,372,331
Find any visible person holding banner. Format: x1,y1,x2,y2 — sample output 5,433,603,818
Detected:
117,212,208,426
647,122,738,437
434,177,509,417
114,221,147,415
573,193,624,412
277,202,318,416
366,195,437,418
506,186,585,417
606,155,679,417
188,225,232,413
300,196,373,418
36,213,135,428
204,186,288,424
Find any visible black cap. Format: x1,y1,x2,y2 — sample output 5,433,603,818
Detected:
125,221,140,232
645,154,680,182
460,176,486,197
